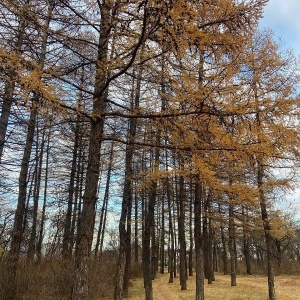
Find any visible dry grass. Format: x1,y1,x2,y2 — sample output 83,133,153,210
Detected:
119,272,300,300
0,254,117,300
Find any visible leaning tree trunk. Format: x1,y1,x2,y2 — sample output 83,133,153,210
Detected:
7,95,39,298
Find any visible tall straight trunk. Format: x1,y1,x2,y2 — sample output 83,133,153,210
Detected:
71,134,85,253
178,172,187,290
36,126,51,261
115,63,142,300
213,241,219,273
71,3,111,298
208,209,215,281
134,191,139,264
27,118,46,260
219,203,228,275
242,206,252,275
207,200,215,284
194,181,204,300
142,136,160,300
173,197,178,278
189,183,193,277
194,44,205,300
95,143,114,259
203,192,214,284
166,175,175,283
160,194,165,274
228,203,236,286
252,60,276,299
62,112,81,258
258,162,276,300
151,204,158,280
22,165,35,236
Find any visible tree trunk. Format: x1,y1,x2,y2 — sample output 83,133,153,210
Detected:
62,112,81,258
36,126,51,261
94,142,114,259
27,117,45,260
178,173,187,290
115,64,142,299
134,191,139,264
71,3,111,299
160,194,165,274
229,203,236,286
189,184,193,277
167,175,175,283
194,182,204,300
142,137,160,300
258,162,276,300
242,206,252,275
219,203,228,276
7,95,39,297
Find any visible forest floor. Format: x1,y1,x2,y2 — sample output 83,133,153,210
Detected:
104,271,300,300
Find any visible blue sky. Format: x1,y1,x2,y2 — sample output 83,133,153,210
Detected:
259,0,300,57
259,1,300,216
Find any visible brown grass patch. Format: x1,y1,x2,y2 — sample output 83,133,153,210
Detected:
118,272,300,300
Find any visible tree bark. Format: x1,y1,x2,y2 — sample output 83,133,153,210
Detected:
228,203,237,286
142,137,160,300
194,181,204,300
95,142,114,259
71,3,111,299
36,126,51,261
62,111,81,258
166,174,175,283
258,161,276,300
178,172,187,290
27,118,45,260
242,206,252,275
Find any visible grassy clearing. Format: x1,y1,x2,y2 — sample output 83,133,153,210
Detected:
114,272,300,300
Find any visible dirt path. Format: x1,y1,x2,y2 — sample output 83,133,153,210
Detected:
152,274,182,300
126,272,188,300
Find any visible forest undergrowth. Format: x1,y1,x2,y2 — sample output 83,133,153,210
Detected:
0,255,119,300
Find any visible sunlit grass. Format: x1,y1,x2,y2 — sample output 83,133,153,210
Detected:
119,272,300,300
